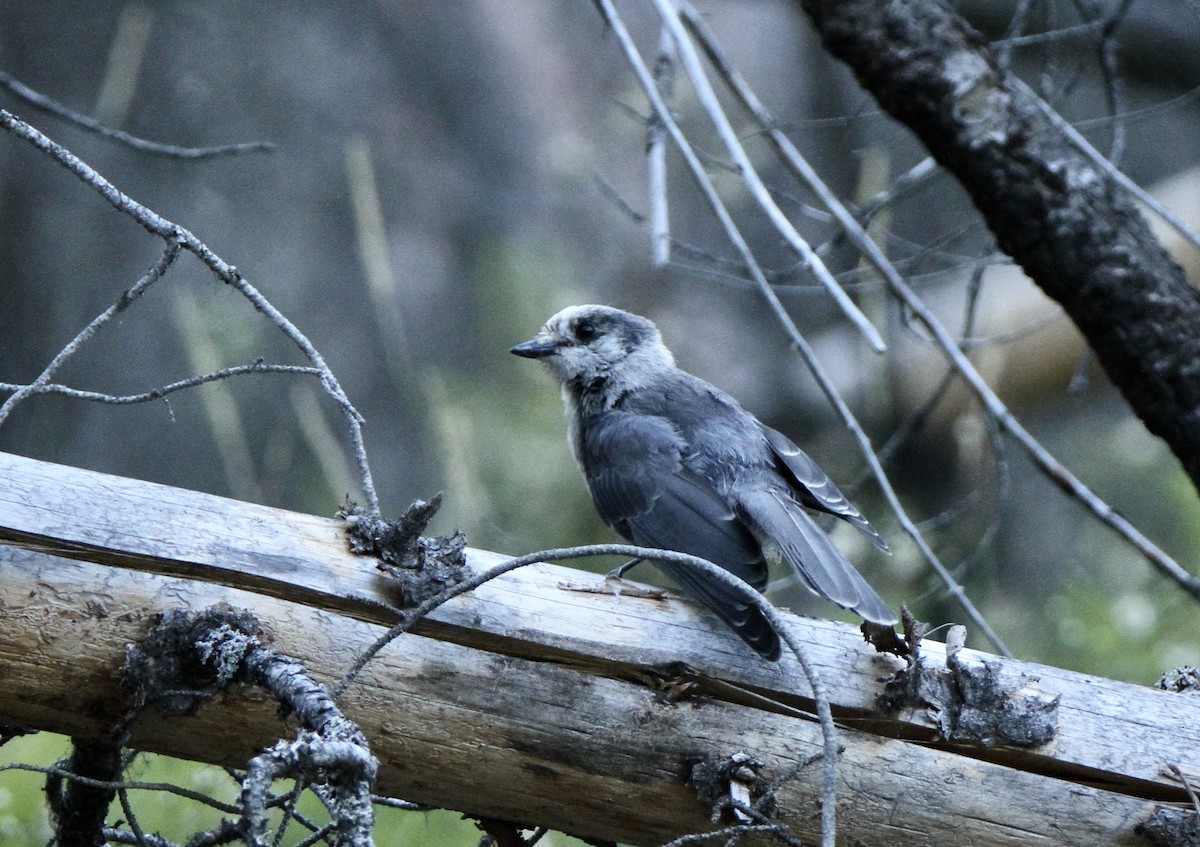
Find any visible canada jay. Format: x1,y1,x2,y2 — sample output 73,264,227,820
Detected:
511,305,895,660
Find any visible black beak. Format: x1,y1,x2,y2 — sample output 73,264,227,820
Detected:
510,338,561,359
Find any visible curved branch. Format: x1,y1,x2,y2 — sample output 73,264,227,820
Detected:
334,541,844,847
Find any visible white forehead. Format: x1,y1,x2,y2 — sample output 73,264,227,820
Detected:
543,304,608,333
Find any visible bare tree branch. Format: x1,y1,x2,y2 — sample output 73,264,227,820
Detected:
0,71,275,159
648,26,676,267
0,105,379,514
0,362,325,408
0,242,180,427
795,0,1200,498
648,0,887,354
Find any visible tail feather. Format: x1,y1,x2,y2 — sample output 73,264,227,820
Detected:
652,559,781,660
739,489,896,625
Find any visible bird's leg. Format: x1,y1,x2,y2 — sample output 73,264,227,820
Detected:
606,557,644,579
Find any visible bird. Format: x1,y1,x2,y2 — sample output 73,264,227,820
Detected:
511,305,895,660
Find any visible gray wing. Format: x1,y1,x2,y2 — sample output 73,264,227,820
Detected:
761,424,890,554
738,489,897,625
583,412,780,659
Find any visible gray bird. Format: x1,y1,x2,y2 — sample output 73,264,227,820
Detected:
511,305,895,660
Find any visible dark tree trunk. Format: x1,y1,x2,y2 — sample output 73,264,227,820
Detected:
797,0,1200,489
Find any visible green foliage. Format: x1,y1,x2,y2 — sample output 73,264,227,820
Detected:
0,732,594,846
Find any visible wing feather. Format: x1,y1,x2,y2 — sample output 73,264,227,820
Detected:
761,424,890,553
583,412,779,658
738,489,896,624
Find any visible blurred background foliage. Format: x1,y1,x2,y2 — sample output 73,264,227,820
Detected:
0,732,594,846
2,0,1199,842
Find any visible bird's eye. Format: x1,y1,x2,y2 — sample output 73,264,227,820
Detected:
573,318,598,343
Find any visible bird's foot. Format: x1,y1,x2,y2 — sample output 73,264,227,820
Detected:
606,557,643,579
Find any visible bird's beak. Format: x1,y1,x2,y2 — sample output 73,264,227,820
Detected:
510,336,562,359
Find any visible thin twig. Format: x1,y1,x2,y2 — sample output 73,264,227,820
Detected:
102,828,184,847
995,0,1038,69
370,796,424,811
1073,81,1200,131
1094,0,1136,165
993,18,1106,51
291,823,338,847
648,26,676,267
117,786,150,847
659,822,802,847
1166,763,1200,815
0,71,275,159
0,108,379,514
0,763,242,814
959,306,1065,350
593,171,647,223
272,781,307,847
0,242,180,427
1013,76,1200,257
857,156,939,223
0,362,323,406
649,0,886,353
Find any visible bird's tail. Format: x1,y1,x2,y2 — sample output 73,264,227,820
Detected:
652,559,781,661
738,489,896,624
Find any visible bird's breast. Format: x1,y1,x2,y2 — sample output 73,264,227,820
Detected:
561,386,586,466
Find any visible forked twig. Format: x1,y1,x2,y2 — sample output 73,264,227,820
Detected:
0,107,380,514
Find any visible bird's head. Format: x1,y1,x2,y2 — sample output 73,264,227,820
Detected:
511,305,675,391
